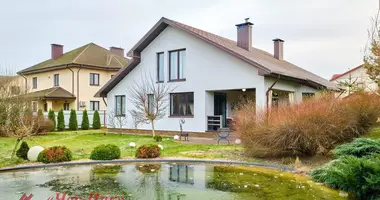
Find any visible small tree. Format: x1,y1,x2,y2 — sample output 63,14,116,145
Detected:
129,73,173,138
93,110,101,129
57,109,65,131
364,9,380,92
81,109,89,130
69,109,78,130
48,109,56,131
16,141,29,160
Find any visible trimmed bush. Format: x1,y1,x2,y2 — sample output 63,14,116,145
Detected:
154,135,162,142
310,155,380,199
57,109,65,131
69,109,78,130
93,110,101,129
81,109,89,130
90,144,121,160
37,146,72,163
48,109,56,131
35,119,54,134
236,93,380,157
135,144,160,158
16,141,29,160
334,138,380,158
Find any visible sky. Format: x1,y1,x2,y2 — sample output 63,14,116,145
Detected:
0,0,377,79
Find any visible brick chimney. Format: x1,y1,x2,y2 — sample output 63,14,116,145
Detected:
236,18,253,51
273,38,284,60
110,47,124,57
51,44,63,60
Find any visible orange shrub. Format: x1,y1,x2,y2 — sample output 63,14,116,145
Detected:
235,93,380,157
135,144,160,158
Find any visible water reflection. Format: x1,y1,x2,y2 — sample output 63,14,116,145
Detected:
0,163,345,200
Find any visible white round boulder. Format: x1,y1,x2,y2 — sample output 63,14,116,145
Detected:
174,135,180,140
27,146,44,161
158,145,164,150
235,139,242,145
129,142,136,148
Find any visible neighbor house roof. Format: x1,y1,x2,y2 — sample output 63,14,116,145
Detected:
330,65,363,81
96,17,338,97
24,87,76,100
18,43,129,75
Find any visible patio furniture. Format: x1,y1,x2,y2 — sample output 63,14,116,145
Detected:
217,128,231,144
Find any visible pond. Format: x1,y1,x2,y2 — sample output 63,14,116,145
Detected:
0,162,344,200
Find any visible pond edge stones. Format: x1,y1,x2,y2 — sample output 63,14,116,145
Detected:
27,146,44,161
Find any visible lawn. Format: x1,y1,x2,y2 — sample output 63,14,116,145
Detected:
0,130,241,168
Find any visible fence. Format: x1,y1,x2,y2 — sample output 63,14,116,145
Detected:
43,110,107,129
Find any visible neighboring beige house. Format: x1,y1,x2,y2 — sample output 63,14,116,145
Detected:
17,43,128,112
0,75,25,97
330,64,378,97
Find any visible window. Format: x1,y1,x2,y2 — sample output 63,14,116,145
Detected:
157,52,164,82
11,86,20,95
32,101,38,112
63,103,70,111
169,49,186,81
90,101,100,111
44,103,48,112
170,92,194,116
115,95,126,116
148,94,154,114
90,73,100,86
54,74,59,86
32,77,37,89
302,93,315,100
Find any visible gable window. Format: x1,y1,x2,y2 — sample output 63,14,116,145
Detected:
90,101,100,111
63,103,70,111
32,77,37,89
115,95,126,116
54,74,59,86
32,101,38,112
170,92,194,116
157,52,164,82
169,49,186,81
90,73,100,86
147,94,154,114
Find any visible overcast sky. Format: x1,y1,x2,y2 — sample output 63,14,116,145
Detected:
0,0,377,79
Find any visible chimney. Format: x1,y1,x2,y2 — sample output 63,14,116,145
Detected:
236,18,254,51
51,44,63,60
273,38,284,60
110,47,125,57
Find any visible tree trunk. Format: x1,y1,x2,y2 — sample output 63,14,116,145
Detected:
151,120,156,138
11,138,21,159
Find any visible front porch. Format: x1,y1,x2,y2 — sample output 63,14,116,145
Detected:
25,87,76,112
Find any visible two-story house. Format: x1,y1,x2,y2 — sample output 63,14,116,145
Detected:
96,17,337,133
17,43,128,112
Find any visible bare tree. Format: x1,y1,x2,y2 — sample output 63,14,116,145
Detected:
128,73,173,138
107,111,128,129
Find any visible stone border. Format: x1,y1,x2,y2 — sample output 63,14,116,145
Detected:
0,159,295,172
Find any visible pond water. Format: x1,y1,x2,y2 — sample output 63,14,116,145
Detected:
0,163,344,200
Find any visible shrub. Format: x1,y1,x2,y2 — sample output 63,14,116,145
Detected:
236,93,380,157
310,155,380,199
93,110,101,129
37,146,72,163
48,109,56,131
16,141,29,160
90,144,121,160
69,109,78,130
34,118,54,135
57,109,65,131
154,135,162,142
81,109,89,130
334,138,380,158
135,144,160,158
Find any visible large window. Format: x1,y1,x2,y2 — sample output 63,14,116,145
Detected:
90,73,100,86
32,77,37,89
90,101,100,111
54,74,59,86
157,52,164,82
170,92,194,116
169,49,186,81
115,95,126,116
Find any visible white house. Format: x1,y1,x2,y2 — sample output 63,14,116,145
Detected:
96,17,337,133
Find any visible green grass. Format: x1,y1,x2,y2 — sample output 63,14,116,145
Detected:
0,130,240,168
363,127,380,139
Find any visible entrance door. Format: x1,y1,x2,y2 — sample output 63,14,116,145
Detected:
214,93,227,128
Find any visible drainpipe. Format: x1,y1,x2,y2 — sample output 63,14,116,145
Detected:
67,65,74,94
265,75,280,112
19,73,27,93
77,65,82,110
102,97,107,106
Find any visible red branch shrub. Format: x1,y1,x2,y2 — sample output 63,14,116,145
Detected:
235,93,380,157
135,144,161,158
37,146,72,163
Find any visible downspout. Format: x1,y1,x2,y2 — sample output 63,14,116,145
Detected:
19,73,27,93
102,97,107,106
77,65,82,110
265,75,280,112
67,65,74,94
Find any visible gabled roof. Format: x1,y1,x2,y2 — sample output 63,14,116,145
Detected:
96,17,337,97
18,43,129,75
330,65,363,81
25,87,76,100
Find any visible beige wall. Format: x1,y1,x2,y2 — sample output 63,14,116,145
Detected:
27,68,74,93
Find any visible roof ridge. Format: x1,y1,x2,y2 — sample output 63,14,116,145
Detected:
45,87,60,96
113,56,124,67
72,43,92,63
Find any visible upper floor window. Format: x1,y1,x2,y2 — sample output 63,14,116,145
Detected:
170,92,194,117
169,49,186,81
90,73,99,86
90,101,100,111
32,77,37,89
54,74,59,86
115,95,126,116
157,52,164,82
